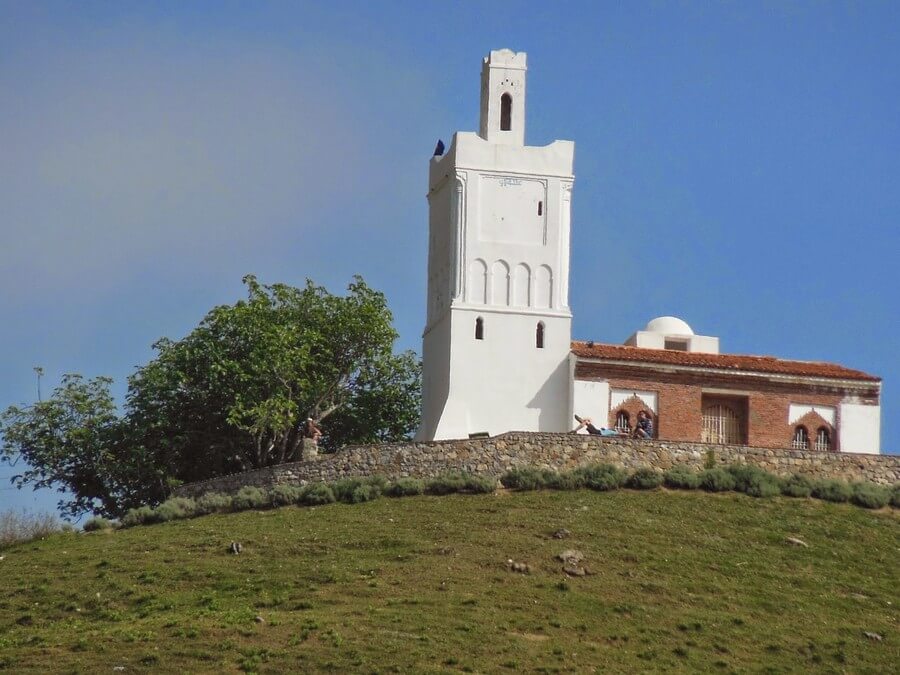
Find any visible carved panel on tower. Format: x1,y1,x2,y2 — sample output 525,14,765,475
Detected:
479,175,547,245
467,259,488,304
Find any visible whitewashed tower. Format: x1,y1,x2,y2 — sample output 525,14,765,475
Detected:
417,49,575,440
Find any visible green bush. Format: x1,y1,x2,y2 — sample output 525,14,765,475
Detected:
82,517,115,532
664,465,701,490
780,474,814,498
154,497,198,522
699,468,736,492
812,479,852,503
426,472,496,495
891,484,900,508
626,467,663,490
425,472,467,495
121,506,157,527
500,467,548,491
726,465,780,498
462,474,498,494
195,492,233,514
574,463,626,491
850,483,890,509
332,478,384,503
232,486,270,511
271,484,303,507
300,483,336,506
544,470,584,491
704,449,717,470
385,478,425,497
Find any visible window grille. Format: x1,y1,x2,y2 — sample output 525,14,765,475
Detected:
615,411,631,433
701,404,742,444
814,427,831,452
791,426,809,450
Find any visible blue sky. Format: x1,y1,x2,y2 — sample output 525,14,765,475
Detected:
2,2,898,517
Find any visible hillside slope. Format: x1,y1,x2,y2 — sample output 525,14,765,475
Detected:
1,490,897,673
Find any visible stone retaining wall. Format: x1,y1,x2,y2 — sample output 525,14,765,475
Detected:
174,433,900,498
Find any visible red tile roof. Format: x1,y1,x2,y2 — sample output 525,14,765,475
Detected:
571,341,880,382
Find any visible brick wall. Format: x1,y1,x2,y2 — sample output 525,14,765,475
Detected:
173,432,900,498
575,362,872,450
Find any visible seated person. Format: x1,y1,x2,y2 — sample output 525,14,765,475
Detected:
303,417,323,444
572,414,625,437
632,410,653,439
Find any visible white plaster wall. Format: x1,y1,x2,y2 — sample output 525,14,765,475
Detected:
688,335,720,354
430,307,572,439
572,379,610,434
610,389,658,414
788,404,836,426
839,402,881,454
416,312,452,441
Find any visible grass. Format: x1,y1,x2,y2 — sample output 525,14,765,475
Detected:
0,490,897,672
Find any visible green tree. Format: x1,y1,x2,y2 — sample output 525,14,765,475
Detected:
0,276,421,517
0,375,164,518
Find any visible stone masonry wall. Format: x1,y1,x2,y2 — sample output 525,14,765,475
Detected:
174,433,900,498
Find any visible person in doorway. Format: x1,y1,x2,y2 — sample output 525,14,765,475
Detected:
632,410,653,439
572,415,625,437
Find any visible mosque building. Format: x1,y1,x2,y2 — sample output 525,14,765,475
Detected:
417,49,882,454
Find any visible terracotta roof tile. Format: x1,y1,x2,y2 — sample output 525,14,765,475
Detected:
571,341,880,382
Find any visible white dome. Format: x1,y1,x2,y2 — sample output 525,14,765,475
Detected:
645,316,694,336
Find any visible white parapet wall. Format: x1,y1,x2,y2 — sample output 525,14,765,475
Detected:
839,401,881,454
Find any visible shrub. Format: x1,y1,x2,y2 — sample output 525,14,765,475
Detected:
574,463,626,491
704,449,717,470
426,472,496,495
500,467,547,491
300,483,336,506
0,510,62,548
544,470,584,491
664,465,701,490
626,467,663,490
385,478,425,497
121,506,157,528
271,484,303,507
82,517,115,532
462,474,498,494
195,492,233,514
726,465,780,498
850,483,890,509
780,474,814,498
154,497,198,522
892,484,900,508
348,484,380,504
812,479,852,503
232,486,270,511
699,468,736,492
332,478,383,503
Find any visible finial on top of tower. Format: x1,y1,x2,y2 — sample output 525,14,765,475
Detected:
479,49,528,146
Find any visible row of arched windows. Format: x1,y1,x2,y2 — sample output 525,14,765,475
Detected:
468,259,553,308
792,426,832,452
475,317,545,348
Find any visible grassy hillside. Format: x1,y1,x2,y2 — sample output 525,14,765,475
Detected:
1,490,897,673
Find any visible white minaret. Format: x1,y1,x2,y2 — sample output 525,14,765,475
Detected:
417,49,575,440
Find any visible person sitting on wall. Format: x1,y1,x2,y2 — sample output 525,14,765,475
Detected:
572,415,626,437
303,417,323,445
632,410,653,439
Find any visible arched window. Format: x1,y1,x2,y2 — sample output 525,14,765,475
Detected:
500,93,512,131
615,411,631,433
791,426,809,450
475,317,484,340
535,322,545,348
815,427,831,452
